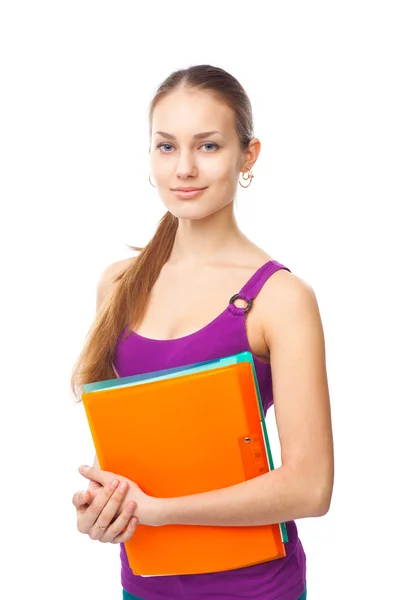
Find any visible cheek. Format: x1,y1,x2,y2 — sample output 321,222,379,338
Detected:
201,157,235,181
151,155,170,179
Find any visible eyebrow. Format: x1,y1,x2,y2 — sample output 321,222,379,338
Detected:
153,130,225,140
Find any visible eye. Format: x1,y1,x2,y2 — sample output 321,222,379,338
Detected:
156,142,220,153
157,143,174,153
202,143,220,152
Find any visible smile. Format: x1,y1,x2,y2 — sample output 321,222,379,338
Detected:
172,189,206,199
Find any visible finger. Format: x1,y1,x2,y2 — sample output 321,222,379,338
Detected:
79,465,107,485
77,479,121,534
111,516,138,544
88,481,131,541
73,477,102,508
72,490,91,509
101,500,137,543
88,479,103,491
87,485,102,503
76,491,94,514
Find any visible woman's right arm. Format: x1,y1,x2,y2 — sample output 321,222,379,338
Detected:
72,257,139,541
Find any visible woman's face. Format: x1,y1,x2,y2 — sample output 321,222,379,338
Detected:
149,89,248,220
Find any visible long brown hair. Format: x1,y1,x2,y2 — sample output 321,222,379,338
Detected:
70,64,254,402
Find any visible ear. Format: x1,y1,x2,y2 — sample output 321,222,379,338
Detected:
240,137,261,172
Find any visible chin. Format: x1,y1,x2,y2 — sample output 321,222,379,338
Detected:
169,204,225,221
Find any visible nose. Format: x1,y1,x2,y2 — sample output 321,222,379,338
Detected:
175,149,197,179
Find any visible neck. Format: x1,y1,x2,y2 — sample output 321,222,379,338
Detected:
167,204,249,267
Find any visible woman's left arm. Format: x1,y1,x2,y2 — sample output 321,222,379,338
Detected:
161,274,334,527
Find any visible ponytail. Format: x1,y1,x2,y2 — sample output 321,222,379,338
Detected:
70,211,178,401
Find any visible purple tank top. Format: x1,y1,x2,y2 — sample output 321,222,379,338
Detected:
114,259,307,600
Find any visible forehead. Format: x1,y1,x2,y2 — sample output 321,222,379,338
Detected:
152,89,236,137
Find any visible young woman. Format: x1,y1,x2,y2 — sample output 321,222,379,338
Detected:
71,64,334,600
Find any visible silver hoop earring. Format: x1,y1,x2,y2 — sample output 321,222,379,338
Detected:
149,173,156,187
239,169,254,188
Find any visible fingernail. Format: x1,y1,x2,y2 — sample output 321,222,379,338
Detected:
80,492,86,502
110,479,120,489
79,465,89,473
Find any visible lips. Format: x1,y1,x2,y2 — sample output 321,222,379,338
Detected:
172,187,206,192
172,188,206,199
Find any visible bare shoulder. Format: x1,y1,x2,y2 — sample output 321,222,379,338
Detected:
96,256,137,310
99,256,136,283
258,268,319,347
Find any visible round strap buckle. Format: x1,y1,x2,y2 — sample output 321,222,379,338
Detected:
229,294,253,313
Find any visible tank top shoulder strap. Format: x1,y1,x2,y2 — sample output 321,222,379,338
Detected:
228,259,291,316
240,259,291,300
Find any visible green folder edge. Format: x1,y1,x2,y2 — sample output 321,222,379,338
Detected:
83,351,288,544
235,353,288,544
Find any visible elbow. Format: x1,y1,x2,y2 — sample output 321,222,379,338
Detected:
313,497,331,517
308,461,334,517
287,462,334,517
311,483,333,517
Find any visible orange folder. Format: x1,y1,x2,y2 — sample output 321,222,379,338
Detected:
82,351,287,576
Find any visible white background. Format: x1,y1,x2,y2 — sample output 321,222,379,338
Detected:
1,1,399,598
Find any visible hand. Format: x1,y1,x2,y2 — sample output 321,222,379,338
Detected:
78,465,165,527
72,476,138,543
85,477,103,500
